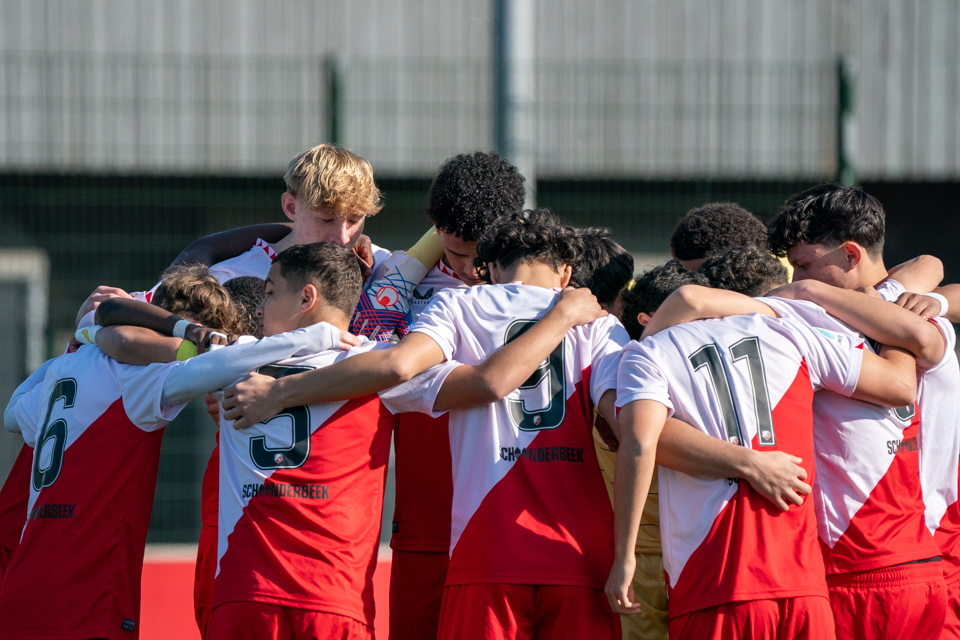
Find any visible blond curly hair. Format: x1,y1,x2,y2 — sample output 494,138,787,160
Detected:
284,144,383,217
151,265,241,334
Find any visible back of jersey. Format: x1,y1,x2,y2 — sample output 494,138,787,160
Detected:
0,346,182,640
616,313,862,619
410,283,629,590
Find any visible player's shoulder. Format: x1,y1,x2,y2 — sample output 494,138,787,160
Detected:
209,239,273,282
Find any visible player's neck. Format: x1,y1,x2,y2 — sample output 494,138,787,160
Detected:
271,224,326,253
857,259,889,289
295,308,350,333
497,263,564,289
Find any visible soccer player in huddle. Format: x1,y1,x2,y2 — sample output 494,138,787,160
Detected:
0,266,350,640
766,185,956,640
669,202,769,272
607,245,929,638
223,209,630,638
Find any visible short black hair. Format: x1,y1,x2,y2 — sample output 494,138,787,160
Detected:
701,245,788,297
475,209,582,283
570,228,635,307
670,202,769,261
620,260,709,340
271,242,362,318
767,184,885,258
427,151,526,241
223,276,265,337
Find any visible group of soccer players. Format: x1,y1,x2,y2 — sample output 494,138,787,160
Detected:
0,143,958,640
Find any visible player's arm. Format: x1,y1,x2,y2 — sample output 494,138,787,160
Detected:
95,298,233,353
171,223,293,267
3,359,54,433
851,347,917,408
885,254,943,293
432,288,605,410
655,419,810,511
897,284,960,323
783,279,945,370
640,285,777,339
223,332,447,428
94,325,185,364
605,399,666,615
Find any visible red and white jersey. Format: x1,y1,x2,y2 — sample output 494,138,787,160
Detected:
213,338,431,627
764,291,944,574
0,445,32,567
391,260,464,552
405,283,629,589
616,312,863,618
0,346,185,640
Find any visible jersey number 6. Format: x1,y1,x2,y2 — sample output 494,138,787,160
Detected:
33,378,77,491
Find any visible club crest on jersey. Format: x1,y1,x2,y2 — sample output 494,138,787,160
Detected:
729,436,739,445
761,430,772,441
274,453,284,464
533,415,542,426
376,286,399,307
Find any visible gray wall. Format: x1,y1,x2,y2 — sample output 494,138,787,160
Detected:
0,0,957,178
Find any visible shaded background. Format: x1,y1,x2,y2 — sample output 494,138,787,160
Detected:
1,0,959,544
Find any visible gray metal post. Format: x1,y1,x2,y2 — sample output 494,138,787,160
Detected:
494,0,537,209
836,57,856,186
326,53,343,146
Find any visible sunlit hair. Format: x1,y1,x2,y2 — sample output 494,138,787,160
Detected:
284,144,384,217
151,265,241,334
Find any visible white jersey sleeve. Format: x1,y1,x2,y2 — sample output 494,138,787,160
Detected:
876,279,906,302
379,361,462,417
785,321,863,395
581,315,629,405
112,359,186,431
616,340,675,415
409,289,464,361
4,358,55,434
12,369,51,445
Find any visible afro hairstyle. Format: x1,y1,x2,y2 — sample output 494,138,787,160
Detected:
620,260,709,340
670,202,768,261
700,245,788,297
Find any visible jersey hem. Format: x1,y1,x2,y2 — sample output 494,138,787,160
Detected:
211,594,372,628
666,585,829,619
824,546,944,575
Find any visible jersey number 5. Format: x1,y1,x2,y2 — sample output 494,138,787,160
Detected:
504,320,567,431
33,378,77,491
689,337,776,447
249,365,314,470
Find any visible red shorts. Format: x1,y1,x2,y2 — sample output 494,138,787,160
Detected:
194,523,218,638
207,601,372,640
827,561,947,640
389,550,448,640
437,583,619,640
940,574,960,639
668,595,835,640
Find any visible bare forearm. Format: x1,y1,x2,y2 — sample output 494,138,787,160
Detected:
656,418,752,478
274,350,404,406
643,286,775,339
886,255,943,292
612,441,651,562
172,223,292,267
96,298,179,334
96,326,180,364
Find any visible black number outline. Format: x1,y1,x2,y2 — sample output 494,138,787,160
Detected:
504,319,567,432
33,378,77,491
249,365,314,471
730,337,777,446
689,345,744,445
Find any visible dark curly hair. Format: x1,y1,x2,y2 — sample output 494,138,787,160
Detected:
223,276,266,337
701,245,788,297
475,209,582,283
670,202,768,261
570,228,635,307
767,184,885,258
620,260,709,340
427,151,526,241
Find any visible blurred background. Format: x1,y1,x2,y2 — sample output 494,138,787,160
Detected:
1,0,959,548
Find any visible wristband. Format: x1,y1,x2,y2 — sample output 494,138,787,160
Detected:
926,292,949,318
207,332,228,351
74,325,101,345
172,319,192,338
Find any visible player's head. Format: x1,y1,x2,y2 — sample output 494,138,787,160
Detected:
475,209,582,286
427,151,526,285
767,184,885,289
259,242,362,337
281,144,383,248
151,265,241,334
620,260,709,340
570,227,634,314
700,245,788,297
223,276,266,337
670,202,768,271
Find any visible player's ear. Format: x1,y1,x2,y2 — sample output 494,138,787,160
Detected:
281,192,298,222
841,242,864,269
559,264,573,288
301,283,320,313
638,312,653,327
